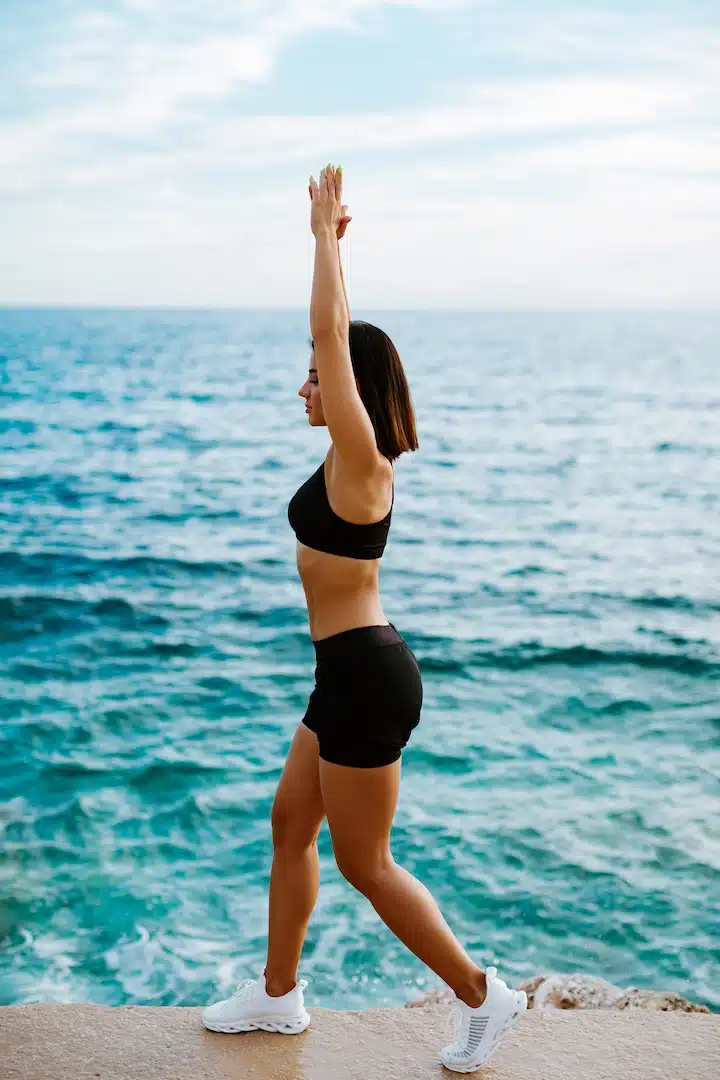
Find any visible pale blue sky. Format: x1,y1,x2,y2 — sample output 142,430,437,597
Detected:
1,1,718,308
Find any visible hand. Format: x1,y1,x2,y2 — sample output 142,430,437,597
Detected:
336,207,352,240
309,164,351,239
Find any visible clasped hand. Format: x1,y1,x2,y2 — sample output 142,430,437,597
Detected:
309,163,352,240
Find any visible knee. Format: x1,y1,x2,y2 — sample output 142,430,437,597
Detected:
335,851,394,896
271,801,322,853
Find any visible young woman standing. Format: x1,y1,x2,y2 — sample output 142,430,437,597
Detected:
203,165,527,1072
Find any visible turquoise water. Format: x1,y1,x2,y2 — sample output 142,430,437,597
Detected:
1,309,718,1011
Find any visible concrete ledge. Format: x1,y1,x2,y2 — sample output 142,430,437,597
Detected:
1,1004,718,1080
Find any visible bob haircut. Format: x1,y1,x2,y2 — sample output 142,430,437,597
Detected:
347,320,419,463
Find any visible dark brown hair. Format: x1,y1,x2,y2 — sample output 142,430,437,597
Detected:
347,320,419,462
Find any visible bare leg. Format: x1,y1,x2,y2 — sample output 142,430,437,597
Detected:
320,756,487,1008
265,724,325,997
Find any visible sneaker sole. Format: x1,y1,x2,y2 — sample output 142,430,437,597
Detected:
203,1012,311,1035
440,990,528,1073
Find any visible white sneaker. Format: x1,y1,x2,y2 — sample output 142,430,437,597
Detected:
440,967,527,1073
202,976,311,1035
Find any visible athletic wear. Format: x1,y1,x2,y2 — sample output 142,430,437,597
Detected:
288,457,394,559
202,976,310,1035
302,622,422,767
440,966,527,1073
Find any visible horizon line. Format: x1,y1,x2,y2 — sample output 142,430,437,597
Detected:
1,304,718,315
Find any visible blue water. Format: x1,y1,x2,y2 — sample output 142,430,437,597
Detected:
1,309,718,1011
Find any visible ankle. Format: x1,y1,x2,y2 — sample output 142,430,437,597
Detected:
456,969,487,1009
263,969,297,998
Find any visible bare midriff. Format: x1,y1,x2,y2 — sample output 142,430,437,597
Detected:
296,445,393,642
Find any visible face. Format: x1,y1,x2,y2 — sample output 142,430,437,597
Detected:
298,350,326,427
298,346,361,427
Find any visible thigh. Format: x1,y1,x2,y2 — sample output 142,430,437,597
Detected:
271,722,325,848
319,756,401,883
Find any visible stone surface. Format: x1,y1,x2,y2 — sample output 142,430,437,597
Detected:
1,1003,718,1080
530,974,631,1011
536,974,624,1010
406,973,711,1014
523,975,711,1014
614,988,713,1013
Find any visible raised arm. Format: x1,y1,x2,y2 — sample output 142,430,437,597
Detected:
308,165,378,476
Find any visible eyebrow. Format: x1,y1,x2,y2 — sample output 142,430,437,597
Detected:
309,368,317,375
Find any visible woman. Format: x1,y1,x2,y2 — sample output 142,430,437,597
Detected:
203,165,527,1072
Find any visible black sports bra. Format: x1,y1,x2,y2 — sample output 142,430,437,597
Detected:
288,457,394,560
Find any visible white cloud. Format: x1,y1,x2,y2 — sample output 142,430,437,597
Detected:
28,0,466,109
2,73,708,194
415,132,720,185
4,0,474,183
1,2,719,306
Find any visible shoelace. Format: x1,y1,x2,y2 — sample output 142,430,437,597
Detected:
231,979,257,1002
446,1003,468,1052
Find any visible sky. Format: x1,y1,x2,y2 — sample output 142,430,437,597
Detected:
1,0,719,309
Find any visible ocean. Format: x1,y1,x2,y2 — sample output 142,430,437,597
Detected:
0,308,718,1011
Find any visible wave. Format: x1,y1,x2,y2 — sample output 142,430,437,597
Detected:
0,593,170,641
0,550,244,584
495,644,717,676
418,643,719,677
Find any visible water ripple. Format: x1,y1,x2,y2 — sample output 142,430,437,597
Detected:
1,309,718,1012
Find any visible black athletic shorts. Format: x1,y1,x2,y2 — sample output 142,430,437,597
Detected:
301,622,423,768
